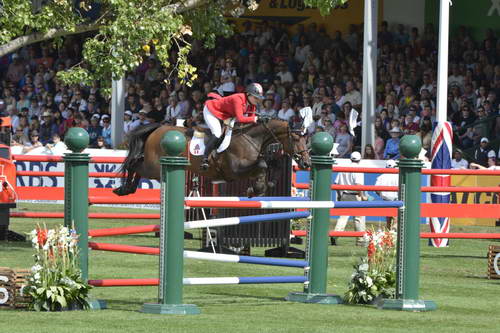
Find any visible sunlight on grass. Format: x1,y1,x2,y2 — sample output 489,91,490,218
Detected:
1,203,499,332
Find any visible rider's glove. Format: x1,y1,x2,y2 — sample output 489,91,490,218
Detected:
257,115,270,124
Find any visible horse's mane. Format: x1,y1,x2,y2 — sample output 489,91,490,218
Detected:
234,117,290,136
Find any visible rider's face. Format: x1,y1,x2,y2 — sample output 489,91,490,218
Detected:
248,95,262,106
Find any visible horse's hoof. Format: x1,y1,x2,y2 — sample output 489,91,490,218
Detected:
267,180,276,189
113,186,135,196
246,187,255,198
113,187,125,196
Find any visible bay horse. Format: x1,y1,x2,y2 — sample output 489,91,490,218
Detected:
114,119,311,197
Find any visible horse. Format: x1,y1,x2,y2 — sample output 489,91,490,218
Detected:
113,119,311,197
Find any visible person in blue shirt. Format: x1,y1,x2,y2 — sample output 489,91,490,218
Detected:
101,115,112,147
87,115,103,147
384,127,402,159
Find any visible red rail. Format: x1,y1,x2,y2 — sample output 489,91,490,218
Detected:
294,165,500,175
89,225,159,237
293,183,500,193
16,170,124,178
291,230,500,239
10,212,160,219
13,155,125,163
88,242,159,255
89,279,159,287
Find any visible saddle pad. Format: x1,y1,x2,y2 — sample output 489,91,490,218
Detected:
188,119,235,156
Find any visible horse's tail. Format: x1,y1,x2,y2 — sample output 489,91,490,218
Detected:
114,123,161,196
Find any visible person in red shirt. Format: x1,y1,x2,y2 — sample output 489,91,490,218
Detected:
201,83,265,170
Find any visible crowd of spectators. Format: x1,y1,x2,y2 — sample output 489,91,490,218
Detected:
0,20,499,168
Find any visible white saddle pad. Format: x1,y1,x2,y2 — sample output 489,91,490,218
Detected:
189,118,235,156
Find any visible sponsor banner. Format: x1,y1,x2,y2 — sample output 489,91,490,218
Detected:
450,175,500,226
234,0,381,34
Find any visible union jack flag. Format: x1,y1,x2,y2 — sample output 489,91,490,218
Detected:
429,121,453,247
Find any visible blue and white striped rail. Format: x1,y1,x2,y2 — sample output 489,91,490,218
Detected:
184,211,310,229
185,200,404,209
184,251,308,268
183,276,307,285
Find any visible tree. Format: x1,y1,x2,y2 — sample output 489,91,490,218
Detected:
0,0,348,91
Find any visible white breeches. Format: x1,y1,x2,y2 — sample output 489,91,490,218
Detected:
203,106,222,138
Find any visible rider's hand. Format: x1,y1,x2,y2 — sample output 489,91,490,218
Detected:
257,116,270,124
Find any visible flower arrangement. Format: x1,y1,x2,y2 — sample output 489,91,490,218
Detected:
24,224,91,311
344,228,397,305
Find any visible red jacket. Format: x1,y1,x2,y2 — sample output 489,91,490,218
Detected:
205,93,257,123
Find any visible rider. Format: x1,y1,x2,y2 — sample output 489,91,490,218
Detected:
200,83,265,170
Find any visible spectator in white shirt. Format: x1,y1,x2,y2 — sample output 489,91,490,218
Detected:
276,62,294,87
165,96,182,124
277,100,294,121
123,110,134,135
375,159,399,230
451,150,469,169
344,81,362,110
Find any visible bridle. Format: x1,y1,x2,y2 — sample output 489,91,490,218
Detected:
261,121,308,166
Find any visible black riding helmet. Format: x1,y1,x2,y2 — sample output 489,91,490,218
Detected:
246,83,264,100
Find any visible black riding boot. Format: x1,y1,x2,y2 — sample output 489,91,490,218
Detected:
201,134,219,170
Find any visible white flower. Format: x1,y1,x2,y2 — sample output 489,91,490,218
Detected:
366,276,373,287
31,264,43,273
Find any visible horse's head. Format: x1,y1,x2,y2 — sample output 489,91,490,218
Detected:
289,130,311,170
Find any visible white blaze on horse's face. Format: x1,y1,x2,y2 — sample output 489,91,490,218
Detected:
291,132,311,169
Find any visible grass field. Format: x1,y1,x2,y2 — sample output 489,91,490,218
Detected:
1,203,499,333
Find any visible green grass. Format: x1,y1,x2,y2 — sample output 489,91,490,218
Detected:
1,203,499,333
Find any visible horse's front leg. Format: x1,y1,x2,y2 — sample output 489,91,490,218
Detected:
246,159,269,197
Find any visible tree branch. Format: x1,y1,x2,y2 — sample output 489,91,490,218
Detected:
0,23,100,57
0,0,211,57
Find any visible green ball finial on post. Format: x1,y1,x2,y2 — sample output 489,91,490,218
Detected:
399,135,422,159
310,132,334,156
63,127,105,309
161,131,186,157
64,127,89,153
379,134,436,312
287,132,342,305
142,130,199,315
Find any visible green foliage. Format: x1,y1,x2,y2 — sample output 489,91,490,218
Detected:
1,0,347,90
343,259,396,304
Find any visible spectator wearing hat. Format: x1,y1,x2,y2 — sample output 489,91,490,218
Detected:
101,115,112,147
451,150,469,169
88,114,103,147
375,159,399,230
39,111,57,145
473,137,493,167
123,111,134,135
131,109,150,130
332,151,367,246
384,127,402,160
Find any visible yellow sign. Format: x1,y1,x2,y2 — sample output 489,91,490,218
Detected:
235,0,383,34
450,175,500,226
